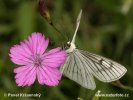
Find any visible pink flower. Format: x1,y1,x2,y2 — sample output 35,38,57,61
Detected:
9,32,66,86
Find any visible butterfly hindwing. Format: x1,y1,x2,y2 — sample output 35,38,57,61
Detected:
60,50,96,90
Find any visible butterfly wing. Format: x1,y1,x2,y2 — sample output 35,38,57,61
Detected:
60,50,96,90
78,49,127,82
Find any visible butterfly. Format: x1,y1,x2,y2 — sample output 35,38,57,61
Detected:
60,10,127,90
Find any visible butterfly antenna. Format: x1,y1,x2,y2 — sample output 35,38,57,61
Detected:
71,9,82,44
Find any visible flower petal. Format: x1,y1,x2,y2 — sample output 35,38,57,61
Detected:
9,44,33,65
43,47,61,56
28,32,49,55
37,65,61,86
14,65,36,86
42,47,66,68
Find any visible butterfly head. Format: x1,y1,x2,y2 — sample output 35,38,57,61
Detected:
63,41,70,49
65,41,76,53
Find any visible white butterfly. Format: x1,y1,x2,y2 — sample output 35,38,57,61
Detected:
60,10,127,90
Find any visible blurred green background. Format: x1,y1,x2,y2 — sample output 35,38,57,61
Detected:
0,0,133,100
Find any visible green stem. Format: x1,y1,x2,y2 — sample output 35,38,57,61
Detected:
111,80,133,91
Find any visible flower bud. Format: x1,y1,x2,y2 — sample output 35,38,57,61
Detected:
38,0,52,25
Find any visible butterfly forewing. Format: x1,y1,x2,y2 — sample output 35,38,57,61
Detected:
77,49,127,82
